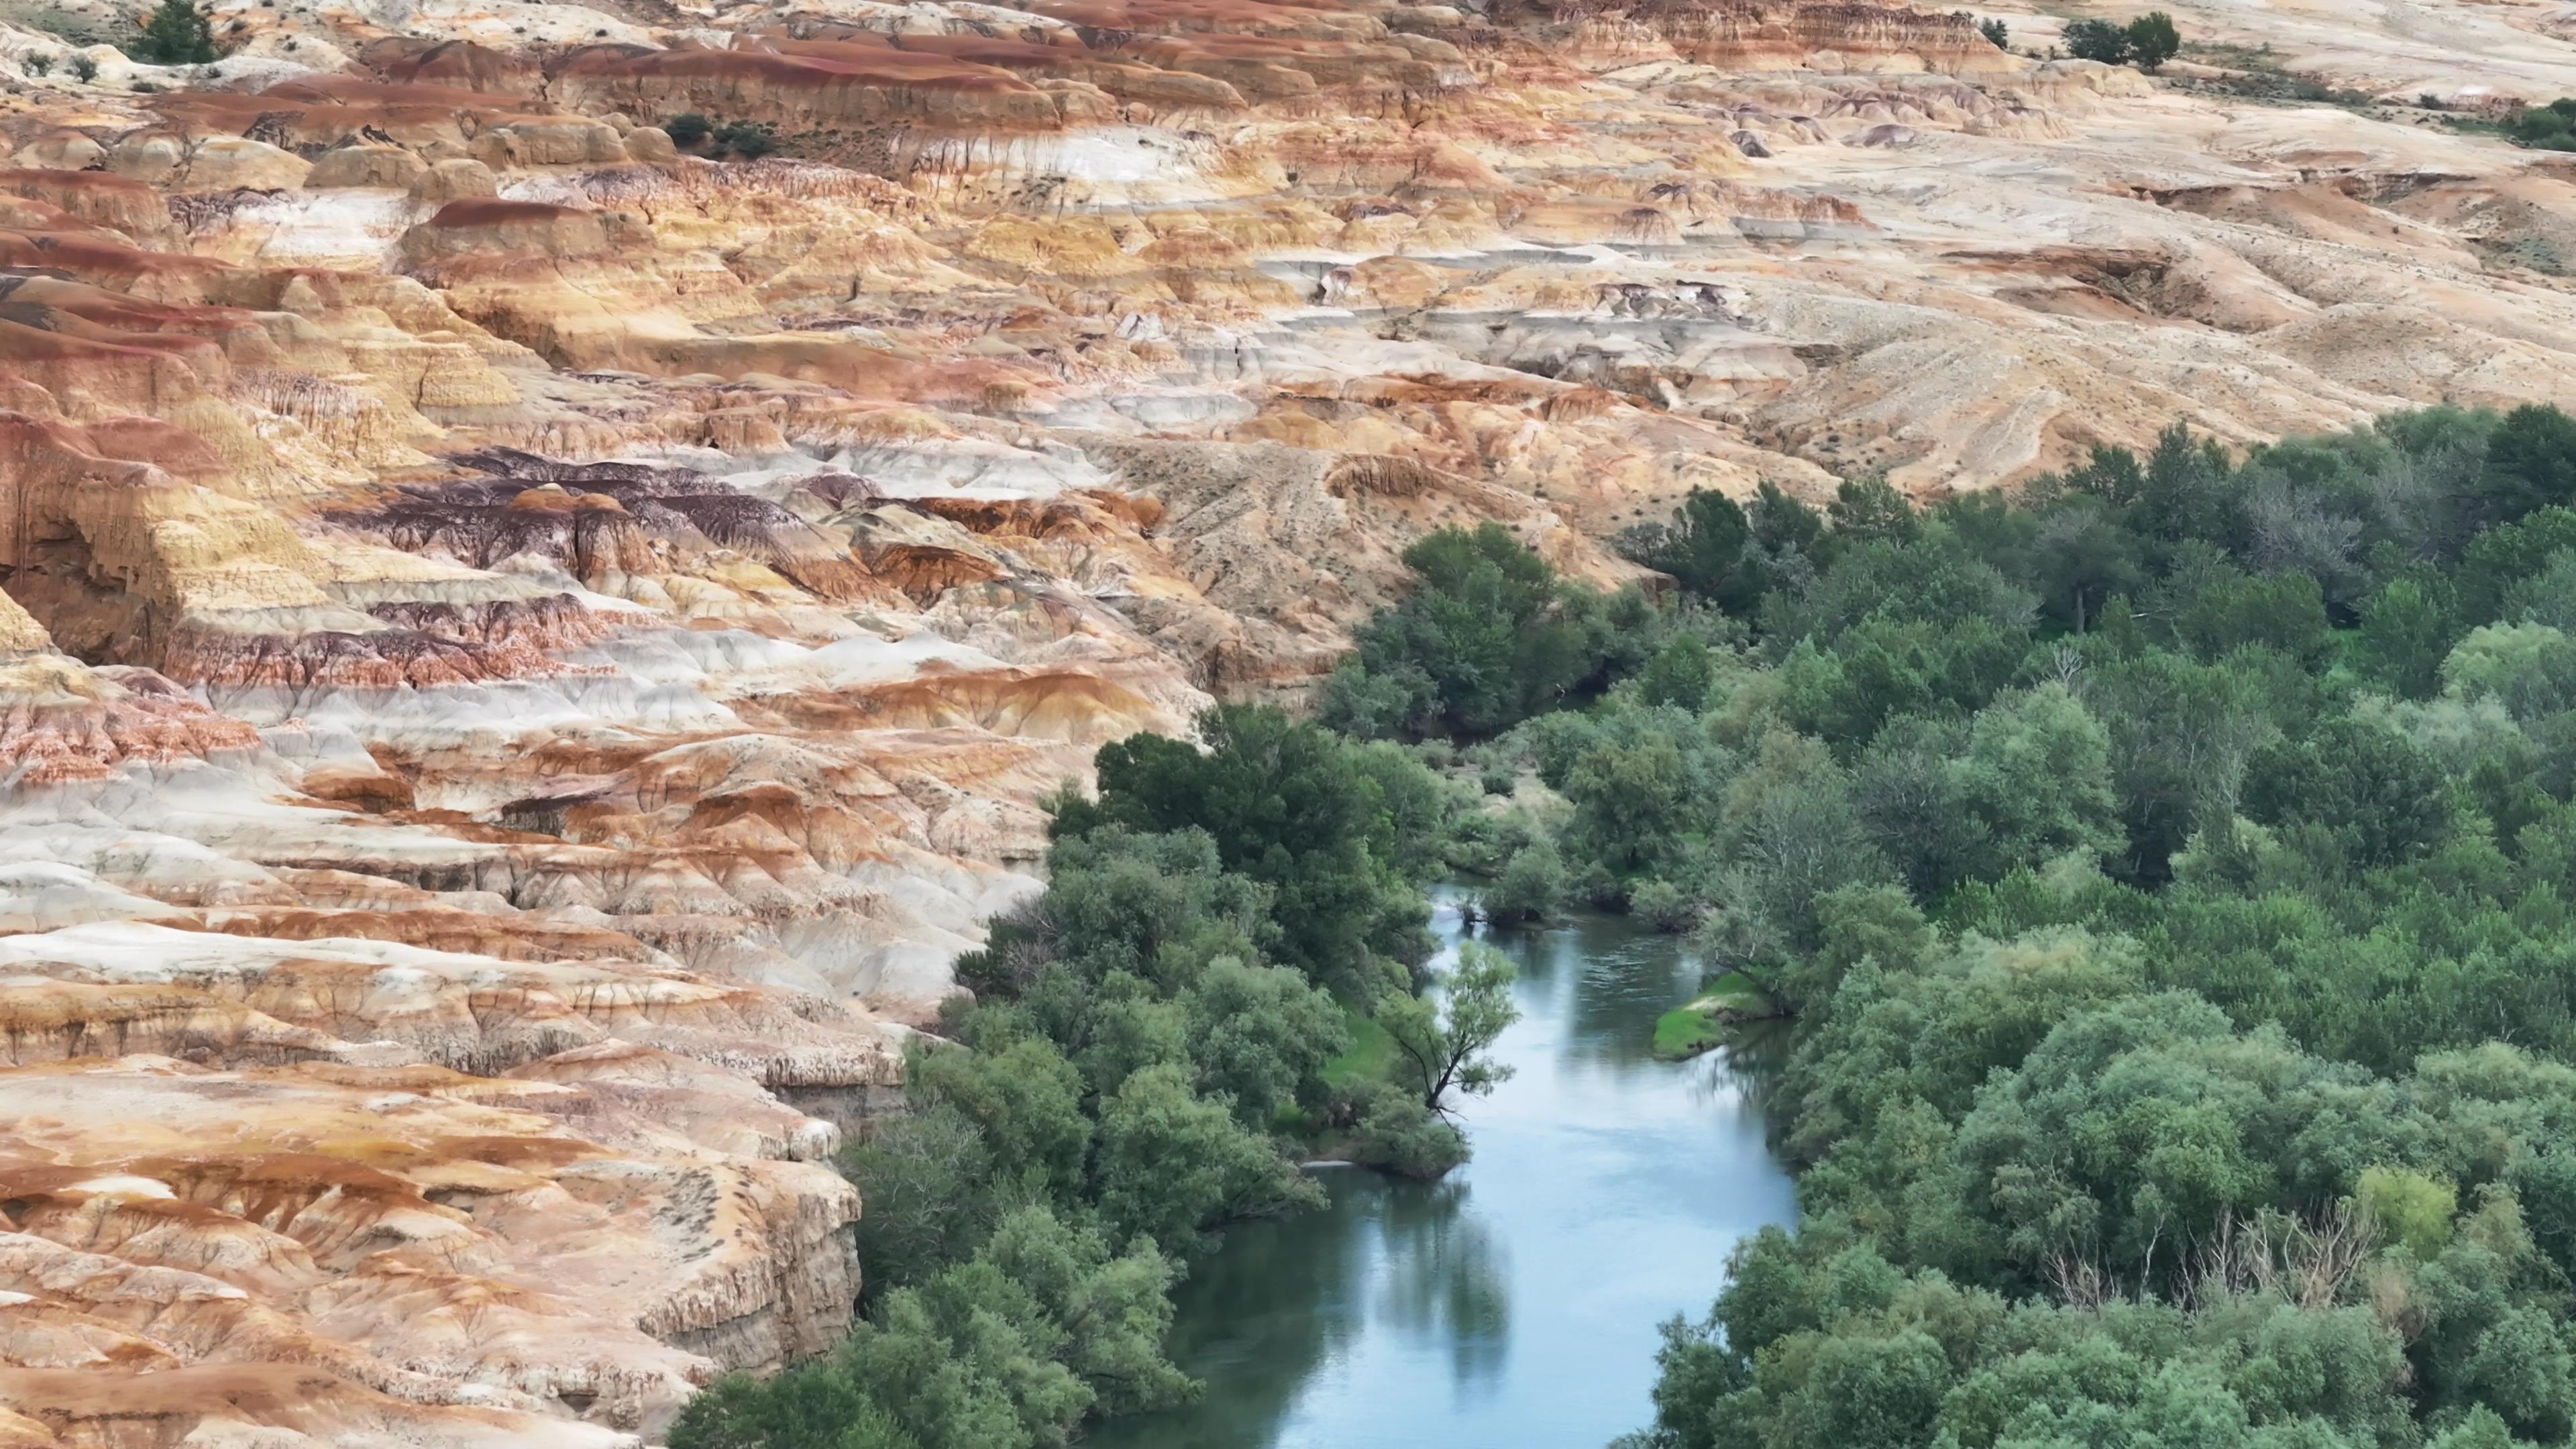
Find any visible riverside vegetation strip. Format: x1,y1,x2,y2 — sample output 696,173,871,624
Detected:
696,400,2576,1449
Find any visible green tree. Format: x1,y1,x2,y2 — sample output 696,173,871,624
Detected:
2477,404,2576,525
1321,523,1620,738
841,1106,1002,1296
1484,837,1567,926
1978,15,2008,48
672,1208,1191,1449
2124,9,2181,70
2355,1164,2457,1260
716,119,777,157
2063,16,2131,62
1185,957,1348,1127
131,0,216,62
1635,633,1717,710
1067,706,1430,986
1093,1063,1322,1252
2359,574,2458,699
663,112,713,146
2244,716,2452,867
908,1035,1089,1205
670,1368,921,1449
2175,570,2330,665
1379,941,1520,1116
1619,488,1764,612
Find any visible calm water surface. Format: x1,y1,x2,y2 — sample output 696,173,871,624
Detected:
1087,890,1799,1449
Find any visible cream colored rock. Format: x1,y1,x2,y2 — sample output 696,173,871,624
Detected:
410,157,501,205
182,136,314,190
106,132,186,184
5,0,2576,1440
305,143,429,190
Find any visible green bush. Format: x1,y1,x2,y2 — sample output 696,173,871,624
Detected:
661,111,712,146
22,53,53,76
1483,839,1566,926
2124,9,2180,70
715,119,775,157
2062,17,2129,62
1977,16,2007,48
68,54,97,81
2510,97,2576,151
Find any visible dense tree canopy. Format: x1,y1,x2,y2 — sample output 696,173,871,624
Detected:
1531,404,2576,1449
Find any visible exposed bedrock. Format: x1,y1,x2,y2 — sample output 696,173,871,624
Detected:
3,0,2576,1437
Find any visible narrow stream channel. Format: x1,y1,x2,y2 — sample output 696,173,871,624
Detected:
1087,889,1800,1449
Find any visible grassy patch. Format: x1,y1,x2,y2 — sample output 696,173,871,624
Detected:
1323,1002,1395,1089
1653,972,1783,1062
1654,1006,1729,1061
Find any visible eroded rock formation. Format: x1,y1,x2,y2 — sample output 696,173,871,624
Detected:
3,0,2576,1438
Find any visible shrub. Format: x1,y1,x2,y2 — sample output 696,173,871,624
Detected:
68,54,97,80
1978,16,2008,48
1347,1085,1468,1179
23,52,52,76
1629,878,1700,933
661,112,712,146
715,119,776,158
2510,98,2576,152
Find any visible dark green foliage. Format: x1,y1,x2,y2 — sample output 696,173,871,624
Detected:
841,1106,1005,1293
1977,15,2008,48
2479,404,2576,525
2508,97,2576,152
663,112,713,145
2357,574,2457,698
1623,488,1761,608
669,1208,1189,1449
2174,570,2329,665
2244,716,2452,867
2063,16,2130,62
1322,523,1653,739
1613,405,2576,1449
1061,704,1437,986
739,747,1460,1446
2125,9,2181,69
1621,484,1843,616
1348,1083,1471,1179
715,119,776,156
67,53,98,81
131,0,215,63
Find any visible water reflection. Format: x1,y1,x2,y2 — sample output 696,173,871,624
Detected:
1373,1177,1509,1388
1087,896,1797,1449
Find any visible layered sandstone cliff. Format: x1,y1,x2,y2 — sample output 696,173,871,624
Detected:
3,0,2576,1438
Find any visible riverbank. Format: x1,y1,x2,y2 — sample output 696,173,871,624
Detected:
1085,894,1796,1449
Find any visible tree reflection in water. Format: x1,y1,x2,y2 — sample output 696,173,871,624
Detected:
1371,1176,1508,1390
1086,894,1796,1449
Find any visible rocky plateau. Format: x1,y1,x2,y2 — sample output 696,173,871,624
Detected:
0,0,2571,1437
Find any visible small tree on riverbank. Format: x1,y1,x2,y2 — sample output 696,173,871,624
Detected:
1380,941,1520,1116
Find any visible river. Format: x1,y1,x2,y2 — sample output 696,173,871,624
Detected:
1087,890,1799,1449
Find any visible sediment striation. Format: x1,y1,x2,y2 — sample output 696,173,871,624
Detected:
2,0,2575,1437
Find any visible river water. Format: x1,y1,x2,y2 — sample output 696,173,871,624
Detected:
1087,892,1799,1449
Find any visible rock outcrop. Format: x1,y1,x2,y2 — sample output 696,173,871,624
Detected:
5,0,2576,1437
